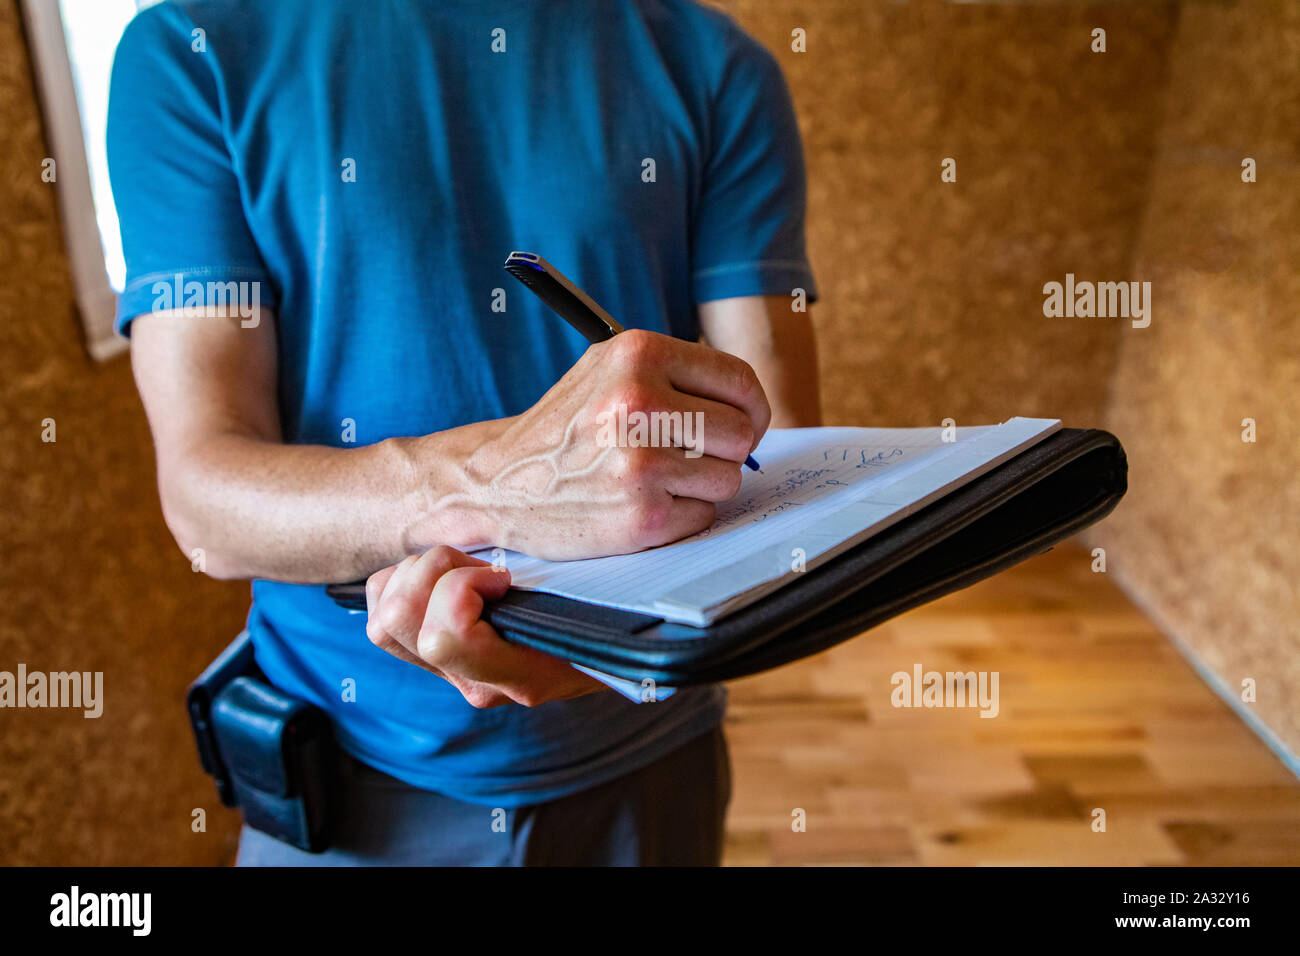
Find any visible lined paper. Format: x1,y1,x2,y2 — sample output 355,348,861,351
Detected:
481,418,1061,627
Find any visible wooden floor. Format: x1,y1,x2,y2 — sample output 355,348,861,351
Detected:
720,543,1300,865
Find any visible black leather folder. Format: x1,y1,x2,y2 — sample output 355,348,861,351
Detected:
328,427,1126,686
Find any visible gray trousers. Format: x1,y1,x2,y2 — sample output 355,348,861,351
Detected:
236,725,731,866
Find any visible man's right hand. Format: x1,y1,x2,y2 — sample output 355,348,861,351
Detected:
131,307,769,581
461,329,771,561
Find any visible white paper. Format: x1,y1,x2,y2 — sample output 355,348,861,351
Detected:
482,418,1061,627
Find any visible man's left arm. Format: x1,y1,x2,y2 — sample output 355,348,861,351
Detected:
700,295,822,428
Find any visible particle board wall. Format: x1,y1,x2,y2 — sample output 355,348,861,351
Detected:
0,1,250,864
0,0,1292,867
1091,0,1300,759
713,0,1178,428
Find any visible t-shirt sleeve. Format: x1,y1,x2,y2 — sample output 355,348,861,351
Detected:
690,29,817,306
106,5,276,335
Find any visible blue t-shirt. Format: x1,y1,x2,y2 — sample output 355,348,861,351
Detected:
108,0,817,806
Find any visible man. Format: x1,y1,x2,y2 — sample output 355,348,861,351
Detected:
108,0,819,865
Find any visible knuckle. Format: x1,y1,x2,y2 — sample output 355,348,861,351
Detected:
515,688,546,708
429,544,459,566
730,360,766,413
734,418,756,455
375,591,420,638
620,444,662,481
734,357,761,395
721,464,744,499
627,497,671,543
464,687,499,710
364,618,390,649
415,626,452,665
364,575,385,611
606,380,656,415
612,328,658,366
752,379,772,421
441,567,477,605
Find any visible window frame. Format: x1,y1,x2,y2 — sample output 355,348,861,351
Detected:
20,0,126,361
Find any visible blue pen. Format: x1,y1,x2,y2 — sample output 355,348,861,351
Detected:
504,251,761,471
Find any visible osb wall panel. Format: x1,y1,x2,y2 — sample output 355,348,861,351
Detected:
4,0,1290,866
1093,0,1300,755
0,1,249,864
713,0,1177,428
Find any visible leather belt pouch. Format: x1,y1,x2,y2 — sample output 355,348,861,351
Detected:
209,676,337,853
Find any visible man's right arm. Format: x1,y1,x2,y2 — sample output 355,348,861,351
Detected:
131,306,769,585
130,306,507,583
